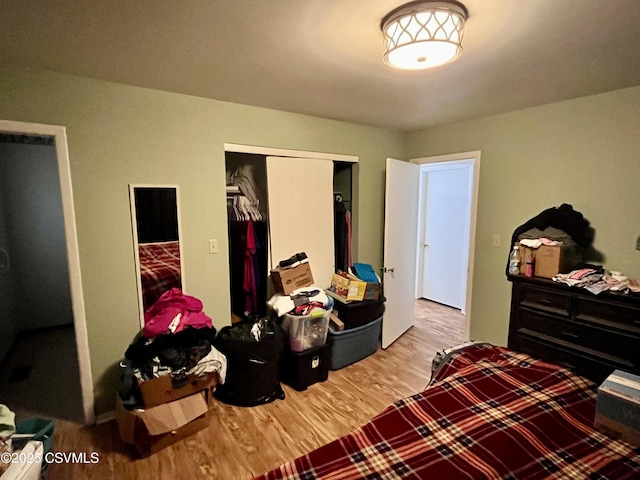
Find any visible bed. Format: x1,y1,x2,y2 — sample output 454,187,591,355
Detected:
138,240,182,310
255,343,640,479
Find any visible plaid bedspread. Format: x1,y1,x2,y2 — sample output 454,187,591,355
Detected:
138,241,182,309
256,344,640,479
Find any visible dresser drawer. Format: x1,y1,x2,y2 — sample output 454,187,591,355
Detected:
518,284,571,317
575,296,640,330
516,309,640,366
509,332,620,384
509,277,640,384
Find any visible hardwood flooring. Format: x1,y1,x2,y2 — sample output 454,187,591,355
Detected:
46,300,466,479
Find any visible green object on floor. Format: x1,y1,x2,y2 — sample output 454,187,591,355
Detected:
0,404,16,438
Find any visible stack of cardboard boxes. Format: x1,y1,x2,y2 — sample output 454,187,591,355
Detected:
116,371,218,457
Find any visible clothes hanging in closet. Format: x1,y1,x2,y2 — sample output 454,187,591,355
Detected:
228,218,268,319
334,200,352,272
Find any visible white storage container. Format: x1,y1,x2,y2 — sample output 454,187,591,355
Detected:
282,309,330,352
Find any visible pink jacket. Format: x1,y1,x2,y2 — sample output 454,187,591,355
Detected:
143,288,213,338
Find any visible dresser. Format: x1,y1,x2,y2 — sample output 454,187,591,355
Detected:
508,275,640,384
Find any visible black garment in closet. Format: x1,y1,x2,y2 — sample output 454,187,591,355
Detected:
334,200,349,272
228,219,268,319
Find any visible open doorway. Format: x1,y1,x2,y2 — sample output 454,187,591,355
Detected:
0,120,93,424
412,151,480,341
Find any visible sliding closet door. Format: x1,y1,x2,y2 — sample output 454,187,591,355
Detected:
266,157,335,288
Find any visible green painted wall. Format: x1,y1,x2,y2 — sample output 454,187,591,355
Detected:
0,64,404,415
3,62,639,417
407,86,640,347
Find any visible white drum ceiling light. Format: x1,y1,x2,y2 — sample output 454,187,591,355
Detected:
381,0,468,70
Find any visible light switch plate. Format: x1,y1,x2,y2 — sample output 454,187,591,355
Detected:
209,239,218,254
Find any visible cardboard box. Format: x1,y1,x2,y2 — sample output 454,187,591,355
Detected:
518,243,582,278
330,273,380,302
116,390,210,457
270,262,314,295
137,371,218,408
594,370,640,447
363,282,381,301
330,273,366,301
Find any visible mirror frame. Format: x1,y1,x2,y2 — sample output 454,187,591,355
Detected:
129,184,185,328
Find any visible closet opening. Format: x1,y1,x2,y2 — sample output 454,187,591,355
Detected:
225,152,269,323
223,145,358,324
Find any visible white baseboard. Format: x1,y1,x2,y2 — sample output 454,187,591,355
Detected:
95,411,116,425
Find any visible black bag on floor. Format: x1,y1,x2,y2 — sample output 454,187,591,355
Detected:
214,316,286,406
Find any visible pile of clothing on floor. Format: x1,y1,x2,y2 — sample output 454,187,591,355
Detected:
119,288,227,409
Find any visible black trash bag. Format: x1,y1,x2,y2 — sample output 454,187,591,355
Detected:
214,316,286,406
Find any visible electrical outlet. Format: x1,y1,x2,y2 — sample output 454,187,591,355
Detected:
492,234,501,247
209,239,218,254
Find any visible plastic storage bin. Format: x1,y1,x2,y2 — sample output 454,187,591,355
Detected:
12,418,55,476
332,297,385,330
282,309,330,352
280,343,330,391
327,316,382,370
12,418,55,453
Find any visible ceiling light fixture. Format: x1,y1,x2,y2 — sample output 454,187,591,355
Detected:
381,0,468,70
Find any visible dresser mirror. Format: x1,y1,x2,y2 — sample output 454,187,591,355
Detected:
129,185,184,326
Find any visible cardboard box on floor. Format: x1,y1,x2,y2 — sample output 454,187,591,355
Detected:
594,370,640,447
518,243,582,278
116,390,210,457
137,371,218,408
270,262,314,295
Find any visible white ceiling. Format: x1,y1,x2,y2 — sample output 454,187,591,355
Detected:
2,0,640,131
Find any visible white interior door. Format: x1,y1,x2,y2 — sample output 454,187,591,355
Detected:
419,165,472,309
266,157,335,288
382,158,420,349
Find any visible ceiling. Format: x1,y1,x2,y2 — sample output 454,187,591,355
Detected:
2,0,640,131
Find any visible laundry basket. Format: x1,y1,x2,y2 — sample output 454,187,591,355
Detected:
12,418,55,476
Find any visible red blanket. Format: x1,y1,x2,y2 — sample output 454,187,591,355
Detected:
138,241,182,309
256,344,640,479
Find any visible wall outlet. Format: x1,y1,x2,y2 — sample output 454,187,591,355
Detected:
492,234,501,247
209,239,219,254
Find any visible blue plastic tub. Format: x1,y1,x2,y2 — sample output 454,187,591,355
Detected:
327,316,382,370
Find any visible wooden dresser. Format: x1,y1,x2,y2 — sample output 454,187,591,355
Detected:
508,275,640,384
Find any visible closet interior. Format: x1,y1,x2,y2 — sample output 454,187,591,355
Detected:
225,152,354,322
225,152,269,322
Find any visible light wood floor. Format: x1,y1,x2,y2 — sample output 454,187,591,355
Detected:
47,300,466,479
